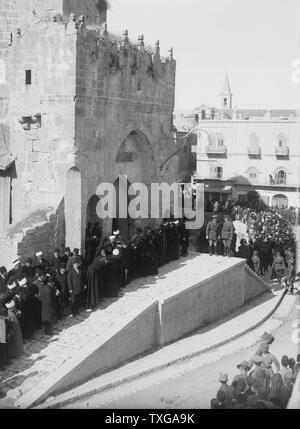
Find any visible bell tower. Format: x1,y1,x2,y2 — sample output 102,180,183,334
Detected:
219,73,233,110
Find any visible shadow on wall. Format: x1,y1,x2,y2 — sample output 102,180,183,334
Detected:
15,198,66,261
230,175,269,210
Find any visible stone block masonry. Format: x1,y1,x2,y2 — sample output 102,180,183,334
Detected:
0,1,178,261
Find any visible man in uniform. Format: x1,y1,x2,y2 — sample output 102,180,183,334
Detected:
206,215,219,256
220,215,234,257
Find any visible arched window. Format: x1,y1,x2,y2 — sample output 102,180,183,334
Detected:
272,194,288,209
247,167,259,183
277,134,287,148
249,133,259,149
209,134,216,146
217,134,224,147
210,163,223,179
276,170,287,185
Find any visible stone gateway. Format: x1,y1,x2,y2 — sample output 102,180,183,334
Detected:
0,0,178,267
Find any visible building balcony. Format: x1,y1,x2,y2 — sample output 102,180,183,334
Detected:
205,145,227,155
247,146,261,156
275,146,289,157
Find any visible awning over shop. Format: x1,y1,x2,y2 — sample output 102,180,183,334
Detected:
204,184,232,193
0,151,14,170
0,123,14,171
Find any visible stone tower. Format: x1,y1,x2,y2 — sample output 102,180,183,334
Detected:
0,1,177,266
0,0,107,51
219,73,233,110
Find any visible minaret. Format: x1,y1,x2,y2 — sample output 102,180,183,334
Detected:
219,73,233,109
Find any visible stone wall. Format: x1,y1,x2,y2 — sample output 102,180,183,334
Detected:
0,7,177,264
159,261,246,345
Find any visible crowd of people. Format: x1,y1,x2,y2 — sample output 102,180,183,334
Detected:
211,332,299,409
198,202,297,293
0,219,189,370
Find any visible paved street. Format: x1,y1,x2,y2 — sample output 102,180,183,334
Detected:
64,294,299,409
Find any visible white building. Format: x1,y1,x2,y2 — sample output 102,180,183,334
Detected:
174,75,300,209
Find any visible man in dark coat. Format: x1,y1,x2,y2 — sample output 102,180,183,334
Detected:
206,215,219,256
0,267,8,301
39,276,58,335
50,248,61,274
22,258,35,280
179,219,189,257
16,275,35,340
67,256,85,317
55,263,70,315
61,247,73,268
86,251,105,310
237,239,251,265
32,268,46,330
221,215,234,257
153,227,165,267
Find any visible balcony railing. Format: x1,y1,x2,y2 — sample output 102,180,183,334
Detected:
205,145,227,154
275,146,289,156
247,146,261,156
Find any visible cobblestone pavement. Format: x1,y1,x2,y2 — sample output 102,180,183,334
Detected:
63,289,299,409
0,253,239,407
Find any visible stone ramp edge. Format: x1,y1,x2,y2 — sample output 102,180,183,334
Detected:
14,299,159,409
37,288,288,409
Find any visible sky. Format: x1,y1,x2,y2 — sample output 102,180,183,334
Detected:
107,0,300,110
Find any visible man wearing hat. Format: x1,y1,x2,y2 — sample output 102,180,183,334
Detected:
61,247,73,267
220,215,234,257
206,215,219,256
67,255,85,317
233,361,251,384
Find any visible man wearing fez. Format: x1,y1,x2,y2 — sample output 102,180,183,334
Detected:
221,215,234,257
7,258,23,282
206,215,219,256
34,251,49,271
67,255,85,317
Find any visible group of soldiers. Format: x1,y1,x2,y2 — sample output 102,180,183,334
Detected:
204,207,297,294
206,214,234,257
0,218,190,368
